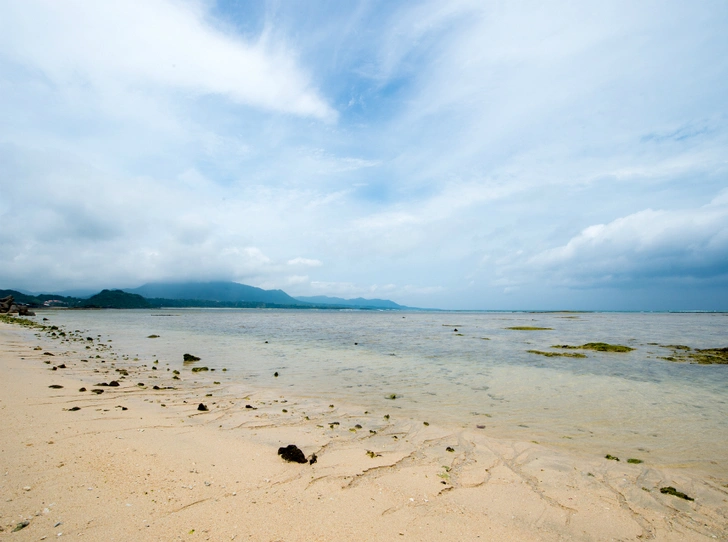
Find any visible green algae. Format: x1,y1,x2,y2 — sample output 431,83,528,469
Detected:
553,343,634,353
660,346,728,365
605,454,620,461
506,326,553,331
191,366,209,372
627,458,643,464
527,350,587,358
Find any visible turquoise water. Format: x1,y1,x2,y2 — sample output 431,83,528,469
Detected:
34,309,728,476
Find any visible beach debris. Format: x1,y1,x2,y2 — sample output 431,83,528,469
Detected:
366,450,381,458
553,343,634,353
197,403,209,411
12,520,30,532
660,486,694,501
48,384,63,389
605,454,620,461
527,350,587,358
277,444,308,464
506,326,553,330
627,458,643,464
183,353,201,362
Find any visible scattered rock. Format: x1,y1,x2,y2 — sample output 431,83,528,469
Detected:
147,335,160,338
605,454,620,461
197,403,209,411
527,350,587,358
68,406,81,411
627,458,643,464
48,385,63,389
12,521,29,532
278,444,307,464
43,351,55,356
446,446,455,452
660,486,694,501
309,454,317,465
506,326,553,331
274,371,279,377
386,393,397,400
554,343,634,353
183,353,201,362
57,364,67,369
191,367,209,372
108,380,119,387
79,387,86,392
91,389,104,394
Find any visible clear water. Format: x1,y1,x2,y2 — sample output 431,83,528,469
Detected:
36,309,728,477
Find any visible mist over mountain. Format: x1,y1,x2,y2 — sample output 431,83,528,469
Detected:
124,281,307,305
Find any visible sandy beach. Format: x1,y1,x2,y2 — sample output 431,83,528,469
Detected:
1,318,726,541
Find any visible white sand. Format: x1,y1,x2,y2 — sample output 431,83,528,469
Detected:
1,320,726,541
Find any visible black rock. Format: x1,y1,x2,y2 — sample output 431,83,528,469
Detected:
277,444,307,464
309,453,318,465
57,364,66,369
79,387,87,392
49,384,63,389
184,353,201,362
274,372,279,377
43,352,55,356
153,385,161,390
108,380,119,387
198,403,209,411
91,389,104,394
68,406,81,412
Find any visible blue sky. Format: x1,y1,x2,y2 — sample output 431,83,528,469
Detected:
1,0,727,310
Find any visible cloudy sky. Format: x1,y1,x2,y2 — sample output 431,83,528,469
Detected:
1,0,727,310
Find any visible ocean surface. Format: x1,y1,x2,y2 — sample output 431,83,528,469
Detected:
34,309,728,477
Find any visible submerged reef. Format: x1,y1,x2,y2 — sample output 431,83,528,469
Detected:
527,350,587,358
659,345,728,365
552,343,634,353
506,326,553,331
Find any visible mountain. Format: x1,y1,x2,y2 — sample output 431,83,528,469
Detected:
294,295,404,309
81,289,151,309
124,281,308,306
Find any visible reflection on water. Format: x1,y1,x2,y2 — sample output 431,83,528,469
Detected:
37,309,728,476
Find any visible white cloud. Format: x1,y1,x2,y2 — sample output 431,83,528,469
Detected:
0,0,335,121
287,258,323,267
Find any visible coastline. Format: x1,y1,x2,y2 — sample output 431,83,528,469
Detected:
1,319,726,540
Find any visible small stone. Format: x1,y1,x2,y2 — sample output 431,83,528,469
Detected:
12,521,29,532
49,385,63,389
446,446,455,452
68,406,81,411
78,387,86,392
23,486,31,491
198,403,209,411
274,372,279,377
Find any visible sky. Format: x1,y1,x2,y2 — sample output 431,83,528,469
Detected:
1,0,727,310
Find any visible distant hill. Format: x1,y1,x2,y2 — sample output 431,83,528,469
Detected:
0,289,78,307
294,295,404,309
124,281,308,306
81,289,151,309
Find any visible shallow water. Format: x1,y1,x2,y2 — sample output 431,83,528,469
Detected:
35,309,728,476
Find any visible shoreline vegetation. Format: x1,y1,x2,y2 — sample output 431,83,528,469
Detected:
1,313,726,540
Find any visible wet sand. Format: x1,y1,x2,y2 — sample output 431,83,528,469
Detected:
1,320,726,541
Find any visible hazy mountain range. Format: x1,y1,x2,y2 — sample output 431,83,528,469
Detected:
1,281,409,310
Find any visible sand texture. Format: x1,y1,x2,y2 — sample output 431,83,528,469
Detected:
1,321,726,541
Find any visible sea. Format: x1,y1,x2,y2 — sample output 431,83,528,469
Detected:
33,309,728,478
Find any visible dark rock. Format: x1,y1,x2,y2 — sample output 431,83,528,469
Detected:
446,446,455,452
57,364,66,369
108,380,120,387
43,351,55,356
12,520,30,532
605,454,620,461
198,403,209,411
183,353,201,362
49,385,63,389
245,404,256,409
277,444,307,464
153,385,161,390
660,486,694,500
91,389,104,394
191,366,209,372
68,406,81,412
309,453,317,465
79,387,86,392
274,372,279,377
